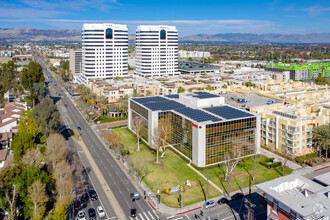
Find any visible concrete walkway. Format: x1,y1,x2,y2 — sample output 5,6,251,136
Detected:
260,148,302,170
95,120,128,130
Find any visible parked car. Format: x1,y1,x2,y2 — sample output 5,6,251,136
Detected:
77,210,86,220
64,104,68,107
217,197,229,204
231,192,244,200
89,189,98,201
81,192,89,204
97,206,105,218
77,126,82,131
203,200,216,209
130,192,141,201
88,208,96,220
73,200,81,211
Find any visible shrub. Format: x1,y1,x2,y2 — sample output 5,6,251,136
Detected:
259,160,282,169
261,145,270,151
295,152,318,165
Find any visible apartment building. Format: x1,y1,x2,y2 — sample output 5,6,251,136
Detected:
69,49,82,76
79,23,128,85
250,103,330,156
128,92,260,167
135,25,179,77
179,50,211,59
256,173,330,220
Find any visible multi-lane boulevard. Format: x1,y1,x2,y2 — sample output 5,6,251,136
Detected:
36,54,163,220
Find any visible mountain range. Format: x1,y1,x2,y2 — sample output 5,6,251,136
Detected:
0,27,329,43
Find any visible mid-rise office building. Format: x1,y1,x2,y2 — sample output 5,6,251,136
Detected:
135,25,179,77
128,92,260,167
79,23,128,85
69,49,82,75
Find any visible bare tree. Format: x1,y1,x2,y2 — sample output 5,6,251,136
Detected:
281,147,290,176
159,117,173,158
21,148,44,169
223,144,241,195
29,180,49,220
132,117,143,151
127,157,150,182
5,185,17,220
152,128,163,164
46,134,67,171
54,160,73,206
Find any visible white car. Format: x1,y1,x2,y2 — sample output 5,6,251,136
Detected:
77,210,86,220
97,206,105,217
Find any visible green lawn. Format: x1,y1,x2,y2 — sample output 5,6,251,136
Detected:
97,115,127,123
113,127,221,207
200,155,292,195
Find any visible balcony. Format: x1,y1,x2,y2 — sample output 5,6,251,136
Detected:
269,123,276,129
287,143,295,148
306,134,313,139
306,128,313,132
307,141,313,146
287,129,299,135
287,136,295,141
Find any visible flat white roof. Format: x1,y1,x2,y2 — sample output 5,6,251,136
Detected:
314,172,330,186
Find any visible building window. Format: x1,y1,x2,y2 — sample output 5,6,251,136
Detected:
160,29,166,40
273,201,279,214
106,28,113,39
281,124,285,130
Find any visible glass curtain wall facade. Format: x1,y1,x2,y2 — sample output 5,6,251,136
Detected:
205,117,256,165
158,112,193,159
130,101,149,141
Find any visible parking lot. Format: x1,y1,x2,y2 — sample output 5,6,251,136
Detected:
220,92,276,109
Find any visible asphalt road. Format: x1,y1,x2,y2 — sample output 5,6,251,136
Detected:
35,55,162,220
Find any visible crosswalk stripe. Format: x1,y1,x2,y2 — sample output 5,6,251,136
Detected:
172,217,183,220
139,213,144,220
185,214,191,220
143,212,150,220
153,210,159,219
148,211,154,220
166,216,175,219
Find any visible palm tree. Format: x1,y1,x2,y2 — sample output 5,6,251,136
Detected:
312,124,330,160
98,95,108,115
89,93,97,111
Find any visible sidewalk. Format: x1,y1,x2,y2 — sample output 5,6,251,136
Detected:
260,148,302,170
94,120,127,130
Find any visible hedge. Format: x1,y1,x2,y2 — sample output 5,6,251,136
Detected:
259,161,282,169
295,152,318,165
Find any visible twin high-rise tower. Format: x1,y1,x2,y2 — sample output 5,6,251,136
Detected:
80,23,179,84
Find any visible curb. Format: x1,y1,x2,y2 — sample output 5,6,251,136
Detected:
177,207,202,215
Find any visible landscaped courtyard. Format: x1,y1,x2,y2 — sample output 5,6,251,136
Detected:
111,127,292,207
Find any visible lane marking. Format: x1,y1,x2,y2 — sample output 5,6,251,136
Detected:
184,214,191,220
143,212,150,220
172,217,183,220
153,210,159,219
147,211,154,220
166,216,175,219
139,213,144,220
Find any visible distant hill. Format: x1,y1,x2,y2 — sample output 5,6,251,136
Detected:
0,27,329,43
180,33,330,43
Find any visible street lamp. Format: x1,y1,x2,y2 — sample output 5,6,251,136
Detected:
244,167,252,220
151,180,160,210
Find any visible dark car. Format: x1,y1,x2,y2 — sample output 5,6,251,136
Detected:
81,192,89,204
231,193,244,200
130,208,137,218
88,208,96,220
89,189,98,201
73,200,81,211
217,197,229,204
77,126,82,131
64,104,68,107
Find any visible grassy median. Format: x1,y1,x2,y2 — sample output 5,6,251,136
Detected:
112,127,221,208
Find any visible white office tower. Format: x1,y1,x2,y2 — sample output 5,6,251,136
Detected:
79,23,128,84
135,25,179,77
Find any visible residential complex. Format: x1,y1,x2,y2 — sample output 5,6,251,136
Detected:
128,92,260,167
69,49,82,76
250,103,330,156
265,62,330,80
135,25,179,77
78,23,128,84
179,50,211,59
257,173,330,220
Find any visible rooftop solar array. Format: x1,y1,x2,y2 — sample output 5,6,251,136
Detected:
204,106,254,120
143,100,185,111
187,92,219,99
174,107,221,122
133,96,168,104
165,94,179,99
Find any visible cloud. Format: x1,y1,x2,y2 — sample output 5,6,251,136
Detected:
302,5,330,16
0,8,64,18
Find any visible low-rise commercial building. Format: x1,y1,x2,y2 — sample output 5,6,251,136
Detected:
128,92,260,167
178,62,220,75
256,173,330,220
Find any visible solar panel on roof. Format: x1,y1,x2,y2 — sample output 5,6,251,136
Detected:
144,100,185,111
174,107,221,122
204,106,254,120
133,96,168,104
165,94,179,99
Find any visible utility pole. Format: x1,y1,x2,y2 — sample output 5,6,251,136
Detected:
206,170,209,201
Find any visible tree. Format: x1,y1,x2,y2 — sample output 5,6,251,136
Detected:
132,117,143,151
222,144,241,195
33,82,46,103
312,124,330,160
146,90,152,96
106,133,122,149
98,95,108,115
21,148,44,169
29,180,48,220
33,98,60,136
116,95,129,117
0,61,17,105
152,128,163,164
158,117,173,158
206,85,213,91
46,134,67,171
89,93,97,111
222,84,227,89
20,61,44,106
177,86,185,93
315,73,329,85
127,157,149,183
11,131,37,163
18,110,40,137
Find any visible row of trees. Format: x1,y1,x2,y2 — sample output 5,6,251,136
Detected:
312,124,330,160
77,85,109,116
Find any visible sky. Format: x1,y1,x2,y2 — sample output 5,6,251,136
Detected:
0,0,329,36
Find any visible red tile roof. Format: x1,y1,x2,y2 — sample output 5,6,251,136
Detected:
0,131,13,141
0,118,17,128
0,149,8,161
